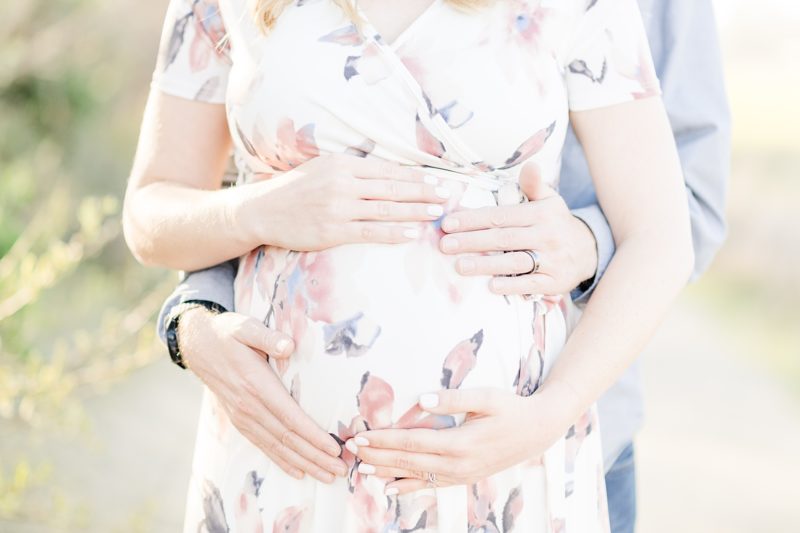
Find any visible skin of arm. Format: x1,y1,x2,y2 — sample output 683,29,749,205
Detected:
123,92,248,269
123,92,448,271
563,0,730,303
349,96,695,493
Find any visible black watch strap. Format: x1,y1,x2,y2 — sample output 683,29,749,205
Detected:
165,299,227,369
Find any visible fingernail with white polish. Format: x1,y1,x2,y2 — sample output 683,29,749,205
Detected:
435,186,451,199
345,439,359,455
424,175,439,185
354,436,369,446
385,487,399,496
276,338,290,354
427,205,444,217
419,393,439,409
358,463,376,475
404,228,421,239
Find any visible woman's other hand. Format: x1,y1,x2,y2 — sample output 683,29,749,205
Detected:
178,307,348,483
345,386,575,495
439,163,598,297
238,154,451,251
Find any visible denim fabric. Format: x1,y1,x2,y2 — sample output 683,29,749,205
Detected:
604,442,637,533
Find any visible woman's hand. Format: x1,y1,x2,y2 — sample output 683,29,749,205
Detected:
439,163,598,296
178,307,348,484
239,154,451,251
345,387,575,495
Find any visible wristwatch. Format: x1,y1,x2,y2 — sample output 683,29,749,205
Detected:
165,299,227,369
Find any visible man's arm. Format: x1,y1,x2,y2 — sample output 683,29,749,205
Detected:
565,0,730,303
156,260,237,344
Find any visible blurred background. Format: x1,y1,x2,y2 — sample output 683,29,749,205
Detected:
0,0,797,531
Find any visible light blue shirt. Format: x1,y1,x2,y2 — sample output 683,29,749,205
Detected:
158,0,730,470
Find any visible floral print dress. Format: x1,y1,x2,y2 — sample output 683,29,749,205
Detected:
152,0,660,531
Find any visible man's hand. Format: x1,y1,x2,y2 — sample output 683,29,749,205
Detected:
439,163,598,296
178,308,347,483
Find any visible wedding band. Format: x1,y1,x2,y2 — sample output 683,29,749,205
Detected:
426,472,438,487
520,250,541,275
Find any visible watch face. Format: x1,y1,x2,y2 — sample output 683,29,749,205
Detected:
166,311,186,369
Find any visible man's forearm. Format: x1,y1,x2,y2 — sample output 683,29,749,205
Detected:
156,260,238,345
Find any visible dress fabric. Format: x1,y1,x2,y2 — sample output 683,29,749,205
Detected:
151,0,660,531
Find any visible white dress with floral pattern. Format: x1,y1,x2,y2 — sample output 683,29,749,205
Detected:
152,0,660,531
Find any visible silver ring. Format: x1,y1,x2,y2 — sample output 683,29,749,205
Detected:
520,250,541,275
426,471,438,487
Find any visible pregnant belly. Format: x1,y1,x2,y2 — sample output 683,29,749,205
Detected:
233,182,568,434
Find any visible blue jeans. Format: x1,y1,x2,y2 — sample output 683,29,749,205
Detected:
604,442,637,533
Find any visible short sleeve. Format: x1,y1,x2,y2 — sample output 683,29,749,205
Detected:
151,0,232,104
561,0,661,111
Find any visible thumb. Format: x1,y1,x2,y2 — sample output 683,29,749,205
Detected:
230,316,296,360
518,161,556,201
418,388,501,416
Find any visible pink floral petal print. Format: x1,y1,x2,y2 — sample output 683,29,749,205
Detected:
273,506,305,533
467,477,500,532
198,479,229,533
415,114,446,157
344,138,376,158
440,330,484,389
319,24,364,46
501,486,523,532
323,312,381,358
501,121,556,169
344,42,393,85
189,24,213,72
514,341,543,397
357,372,395,429
235,471,264,533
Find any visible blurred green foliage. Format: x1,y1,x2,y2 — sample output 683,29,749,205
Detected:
0,0,173,526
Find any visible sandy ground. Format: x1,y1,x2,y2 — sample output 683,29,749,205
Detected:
2,295,799,532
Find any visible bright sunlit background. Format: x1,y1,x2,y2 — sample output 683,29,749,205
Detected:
1,0,798,531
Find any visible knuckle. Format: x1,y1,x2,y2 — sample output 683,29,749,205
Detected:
376,201,392,218
269,438,288,457
402,437,417,452
277,408,296,430
497,229,514,249
279,429,296,448
490,209,507,228
395,456,413,470
386,180,401,198
360,224,374,241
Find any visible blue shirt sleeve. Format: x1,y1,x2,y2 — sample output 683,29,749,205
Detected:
564,0,730,303
156,260,238,345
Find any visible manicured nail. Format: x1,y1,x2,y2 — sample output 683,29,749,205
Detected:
276,338,290,354
354,436,370,446
440,236,458,252
403,228,421,239
435,186,451,199
458,258,476,274
424,175,439,185
345,439,359,455
385,487,399,496
419,393,439,409
358,463,376,475
442,217,459,231
427,205,444,217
